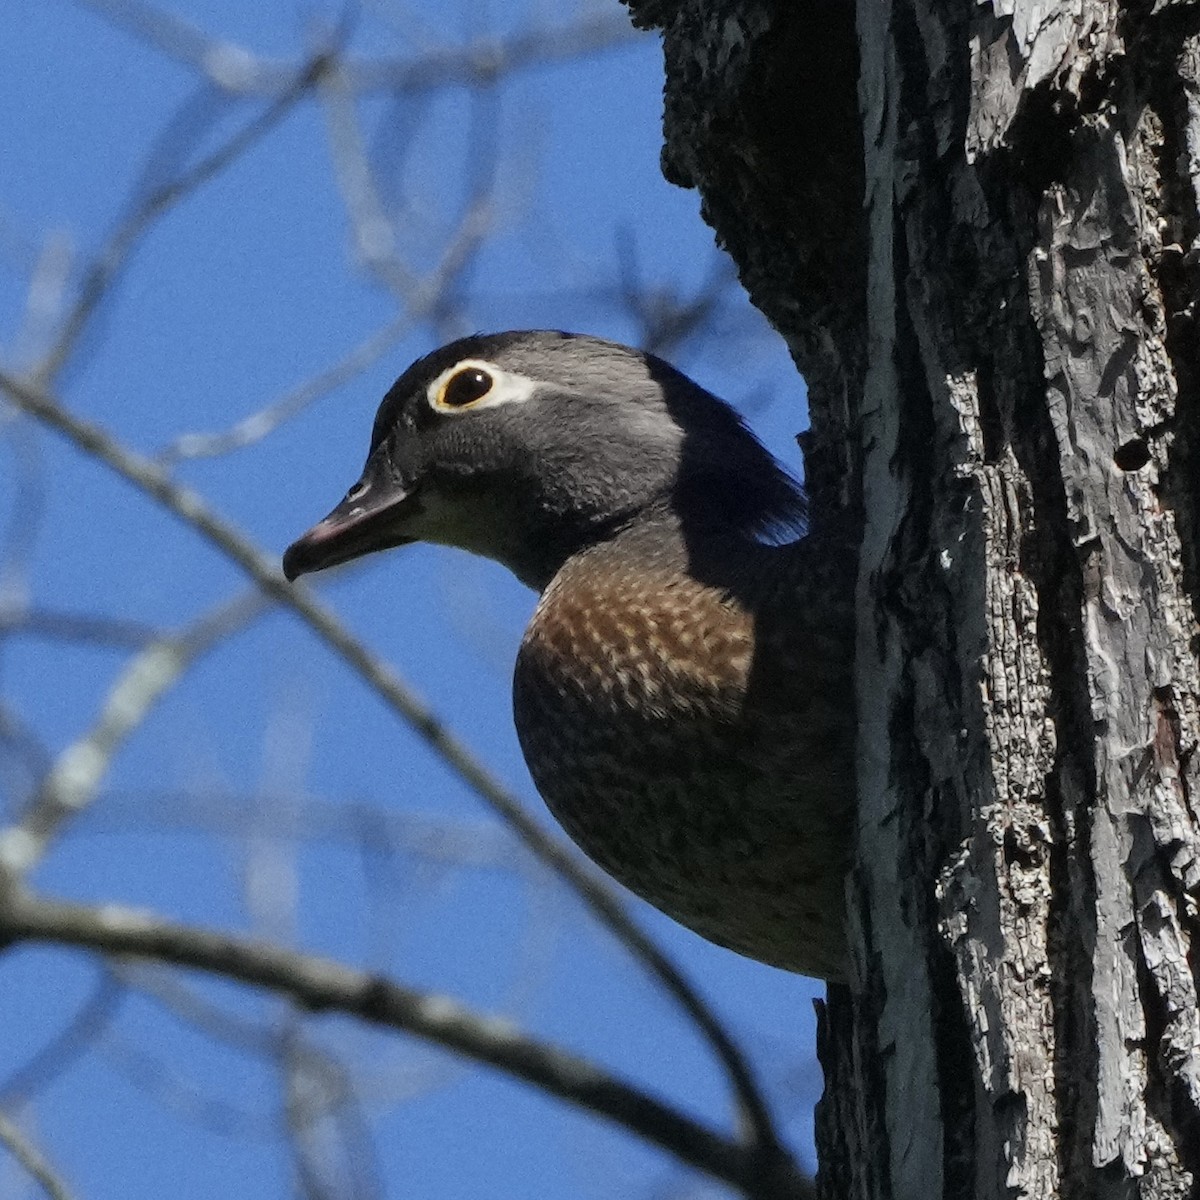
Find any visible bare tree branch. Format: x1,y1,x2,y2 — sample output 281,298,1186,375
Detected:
0,892,812,1200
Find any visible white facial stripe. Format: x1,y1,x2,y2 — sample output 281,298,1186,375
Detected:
426,359,540,414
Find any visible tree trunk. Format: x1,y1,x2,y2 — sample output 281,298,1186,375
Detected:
624,0,1200,1195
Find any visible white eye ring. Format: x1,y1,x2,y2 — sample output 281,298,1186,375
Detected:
426,359,538,414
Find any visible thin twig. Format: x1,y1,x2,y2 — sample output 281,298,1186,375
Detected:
0,970,125,1105
12,232,73,373
120,957,460,1111
151,70,500,466
0,418,46,607
155,311,415,464
616,232,737,359
0,605,164,648
340,17,645,95
279,1013,384,1200
95,1026,273,1137
0,367,782,1153
319,74,418,296
0,702,53,784
71,0,234,85
56,790,517,869
31,51,332,388
318,66,496,306
0,589,269,877
76,0,642,97
0,1110,75,1200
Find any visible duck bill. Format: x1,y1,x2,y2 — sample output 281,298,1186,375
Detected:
283,473,418,581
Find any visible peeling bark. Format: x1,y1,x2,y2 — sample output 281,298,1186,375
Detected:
624,0,1200,1195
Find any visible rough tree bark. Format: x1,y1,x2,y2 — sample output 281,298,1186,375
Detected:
623,0,1200,1196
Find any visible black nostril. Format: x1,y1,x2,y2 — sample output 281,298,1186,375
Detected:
345,479,370,502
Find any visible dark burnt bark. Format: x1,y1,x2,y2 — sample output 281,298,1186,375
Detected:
624,0,1200,1195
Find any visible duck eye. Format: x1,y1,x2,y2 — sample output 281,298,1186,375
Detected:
438,366,494,409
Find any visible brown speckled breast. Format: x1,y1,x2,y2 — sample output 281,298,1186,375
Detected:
512,528,854,978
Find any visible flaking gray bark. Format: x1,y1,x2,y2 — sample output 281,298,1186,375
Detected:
623,0,1200,1196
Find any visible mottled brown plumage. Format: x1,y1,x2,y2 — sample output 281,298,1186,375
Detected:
284,331,855,978
515,526,852,975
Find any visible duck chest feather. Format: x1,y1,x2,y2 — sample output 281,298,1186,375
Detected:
511,537,853,978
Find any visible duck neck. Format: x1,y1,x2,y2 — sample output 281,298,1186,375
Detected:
530,500,763,596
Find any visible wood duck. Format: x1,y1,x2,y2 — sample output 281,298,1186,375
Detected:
284,331,854,978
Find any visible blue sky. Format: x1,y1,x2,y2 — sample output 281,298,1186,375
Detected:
0,3,824,1197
